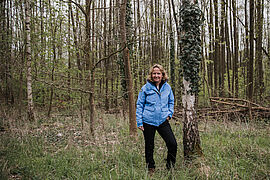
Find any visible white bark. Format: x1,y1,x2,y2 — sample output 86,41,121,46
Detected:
182,78,195,115
182,77,203,159
25,0,35,121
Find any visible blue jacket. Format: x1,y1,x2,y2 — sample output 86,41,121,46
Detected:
136,80,174,127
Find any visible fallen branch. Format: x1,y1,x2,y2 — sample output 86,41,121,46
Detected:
210,99,247,108
210,97,261,107
210,98,270,111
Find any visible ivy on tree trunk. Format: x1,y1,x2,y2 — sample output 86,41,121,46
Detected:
179,0,204,161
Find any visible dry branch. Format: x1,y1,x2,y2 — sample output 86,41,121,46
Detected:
174,97,270,122
209,97,270,111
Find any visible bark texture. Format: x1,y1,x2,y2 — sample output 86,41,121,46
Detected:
119,0,137,136
25,0,35,121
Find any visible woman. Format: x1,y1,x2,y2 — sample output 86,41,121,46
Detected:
136,64,177,173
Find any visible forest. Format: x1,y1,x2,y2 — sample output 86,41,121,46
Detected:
0,0,269,179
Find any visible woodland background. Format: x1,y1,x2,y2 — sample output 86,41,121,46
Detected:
1,0,270,115
0,0,270,179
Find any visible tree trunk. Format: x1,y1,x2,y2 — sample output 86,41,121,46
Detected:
137,0,143,92
213,0,219,96
85,0,95,135
220,0,226,96
248,0,255,100
225,0,231,96
69,1,81,71
168,0,175,95
119,0,137,137
254,0,264,102
232,0,239,97
180,0,203,161
208,0,214,96
25,0,35,121
89,70,95,136
182,79,203,160
244,0,249,97
104,0,109,111
47,0,57,118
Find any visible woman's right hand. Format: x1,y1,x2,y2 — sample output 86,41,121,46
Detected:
138,126,144,131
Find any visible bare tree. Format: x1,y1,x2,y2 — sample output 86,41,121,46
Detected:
25,0,35,121
254,0,264,102
232,0,239,97
119,0,137,136
213,0,220,96
248,0,255,100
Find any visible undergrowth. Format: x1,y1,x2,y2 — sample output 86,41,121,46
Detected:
0,108,269,179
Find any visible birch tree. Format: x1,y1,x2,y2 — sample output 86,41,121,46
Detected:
179,0,203,160
25,0,35,121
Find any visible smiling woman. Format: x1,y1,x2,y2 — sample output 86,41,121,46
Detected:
151,67,163,86
136,64,177,175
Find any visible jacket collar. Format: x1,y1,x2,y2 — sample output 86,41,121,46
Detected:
147,80,167,92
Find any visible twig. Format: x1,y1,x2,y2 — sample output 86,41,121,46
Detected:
92,45,126,71
35,78,92,94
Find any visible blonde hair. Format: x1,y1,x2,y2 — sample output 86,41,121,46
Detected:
147,64,168,82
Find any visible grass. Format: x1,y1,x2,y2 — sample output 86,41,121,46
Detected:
0,109,270,179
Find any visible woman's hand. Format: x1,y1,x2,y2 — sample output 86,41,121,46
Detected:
138,126,144,131
166,116,171,121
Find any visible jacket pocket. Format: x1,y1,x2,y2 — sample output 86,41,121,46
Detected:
144,106,155,112
146,91,157,103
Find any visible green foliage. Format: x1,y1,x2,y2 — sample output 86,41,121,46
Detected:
0,110,269,179
117,53,128,100
116,0,134,101
179,0,204,95
126,0,134,44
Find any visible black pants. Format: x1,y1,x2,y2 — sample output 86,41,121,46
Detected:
143,120,177,169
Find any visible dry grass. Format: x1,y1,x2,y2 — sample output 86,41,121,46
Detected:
0,106,269,179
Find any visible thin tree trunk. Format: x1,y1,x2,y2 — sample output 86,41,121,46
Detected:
219,0,225,96
104,0,109,111
119,0,137,137
254,0,264,102
137,0,143,91
150,0,155,64
248,0,255,100
232,0,239,97
213,0,219,96
67,1,72,101
25,0,35,121
86,0,95,135
168,0,175,95
225,0,231,96
69,1,81,71
244,0,249,97
90,0,96,134
47,0,57,118
208,0,214,97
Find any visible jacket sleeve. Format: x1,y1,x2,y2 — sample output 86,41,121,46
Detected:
136,87,146,127
168,88,174,118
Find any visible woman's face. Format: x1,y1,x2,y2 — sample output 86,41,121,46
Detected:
151,67,163,85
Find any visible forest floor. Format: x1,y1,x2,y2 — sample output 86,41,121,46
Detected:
0,107,270,179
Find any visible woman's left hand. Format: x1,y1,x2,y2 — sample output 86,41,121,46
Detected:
166,116,170,121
